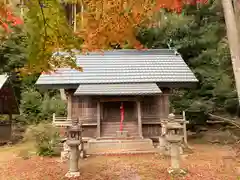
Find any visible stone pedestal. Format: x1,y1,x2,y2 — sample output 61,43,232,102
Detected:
65,140,80,178
166,135,186,175
170,141,180,169
69,146,79,172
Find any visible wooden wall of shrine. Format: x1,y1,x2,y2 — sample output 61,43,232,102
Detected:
0,83,19,115
65,88,170,139
0,78,19,143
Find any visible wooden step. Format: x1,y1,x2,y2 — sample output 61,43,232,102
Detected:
101,121,139,137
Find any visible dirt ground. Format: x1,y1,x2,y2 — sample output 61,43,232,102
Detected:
0,143,239,180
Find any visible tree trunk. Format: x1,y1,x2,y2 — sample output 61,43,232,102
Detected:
233,0,240,40
221,0,240,106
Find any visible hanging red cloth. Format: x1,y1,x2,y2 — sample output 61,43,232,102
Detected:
120,102,124,132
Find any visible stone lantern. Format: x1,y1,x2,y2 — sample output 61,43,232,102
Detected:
65,119,82,178
159,113,176,153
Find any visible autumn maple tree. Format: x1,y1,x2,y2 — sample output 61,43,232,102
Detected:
0,0,208,74
76,0,208,51
0,2,23,38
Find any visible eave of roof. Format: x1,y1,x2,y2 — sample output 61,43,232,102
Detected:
74,83,162,96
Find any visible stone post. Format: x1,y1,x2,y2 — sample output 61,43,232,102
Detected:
69,145,79,173
170,141,180,170
159,120,167,152
166,135,186,175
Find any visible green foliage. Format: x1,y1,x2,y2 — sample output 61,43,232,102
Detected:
0,115,9,121
40,93,67,118
23,0,83,74
24,123,60,156
0,20,67,126
138,0,237,117
0,26,28,101
0,27,27,74
18,88,67,124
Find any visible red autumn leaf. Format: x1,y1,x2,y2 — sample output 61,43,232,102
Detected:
0,6,23,33
0,22,10,32
12,17,23,26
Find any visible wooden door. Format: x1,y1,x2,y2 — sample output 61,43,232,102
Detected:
101,101,138,137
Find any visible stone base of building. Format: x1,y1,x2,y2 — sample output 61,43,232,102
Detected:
86,138,154,154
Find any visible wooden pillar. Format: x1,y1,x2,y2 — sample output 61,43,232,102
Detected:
67,92,72,119
9,113,12,139
182,111,188,145
97,101,101,138
84,96,90,119
100,102,104,120
162,88,170,117
137,100,143,138
60,89,67,101
159,95,166,118
158,95,162,118
165,94,170,116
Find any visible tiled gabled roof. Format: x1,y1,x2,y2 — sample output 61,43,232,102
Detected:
36,49,198,87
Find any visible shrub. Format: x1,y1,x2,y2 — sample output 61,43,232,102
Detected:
40,93,67,120
19,89,43,124
224,97,239,115
24,123,61,156
18,89,67,125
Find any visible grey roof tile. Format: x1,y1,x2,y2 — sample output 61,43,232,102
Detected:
36,49,198,86
74,83,162,95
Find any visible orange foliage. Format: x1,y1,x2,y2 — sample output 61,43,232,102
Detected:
0,0,208,74
76,0,208,51
0,0,208,53
0,0,208,51
0,3,23,34
76,0,153,51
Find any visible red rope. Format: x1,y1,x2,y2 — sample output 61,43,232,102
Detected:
120,102,124,132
